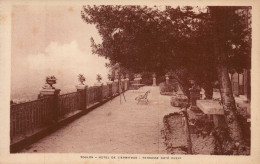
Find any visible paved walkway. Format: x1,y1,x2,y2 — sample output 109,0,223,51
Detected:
21,86,179,154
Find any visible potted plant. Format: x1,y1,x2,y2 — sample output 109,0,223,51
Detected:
78,74,86,85
96,74,102,82
107,74,112,81
46,75,57,88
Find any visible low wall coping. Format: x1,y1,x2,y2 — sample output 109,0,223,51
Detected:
196,100,224,115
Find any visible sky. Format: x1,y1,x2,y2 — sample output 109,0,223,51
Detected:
11,5,109,100
10,5,208,100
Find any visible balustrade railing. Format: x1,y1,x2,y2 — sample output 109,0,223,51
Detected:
102,85,109,100
10,81,128,144
112,82,118,96
10,97,53,142
86,86,100,107
58,92,80,118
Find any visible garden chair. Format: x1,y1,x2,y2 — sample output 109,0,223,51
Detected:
135,90,150,104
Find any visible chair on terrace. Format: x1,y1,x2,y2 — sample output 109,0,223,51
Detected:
135,90,150,104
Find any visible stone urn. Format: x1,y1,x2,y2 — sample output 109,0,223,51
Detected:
46,76,57,88
39,76,58,98
125,74,129,81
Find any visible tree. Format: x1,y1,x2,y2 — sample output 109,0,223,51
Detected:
208,7,251,154
81,5,213,97
81,5,251,154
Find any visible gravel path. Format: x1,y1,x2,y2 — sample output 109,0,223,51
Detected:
21,86,179,154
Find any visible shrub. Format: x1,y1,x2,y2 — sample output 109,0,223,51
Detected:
159,82,177,93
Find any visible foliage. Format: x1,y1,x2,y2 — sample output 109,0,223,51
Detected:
107,62,135,81
82,6,206,74
96,74,102,81
81,5,251,155
78,74,86,84
192,115,215,138
139,72,152,85
81,5,250,82
46,75,57,83
159,82,177,94
107,73,112,81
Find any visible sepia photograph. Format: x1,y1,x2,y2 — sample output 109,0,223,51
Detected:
1,0,260,163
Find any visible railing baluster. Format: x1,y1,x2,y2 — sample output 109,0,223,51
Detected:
10,82,124,145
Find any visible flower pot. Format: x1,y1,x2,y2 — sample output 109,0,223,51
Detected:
46,79,56,88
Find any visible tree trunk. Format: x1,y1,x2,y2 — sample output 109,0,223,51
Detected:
184,107,193,154
217,66,242,141
216,65,251,154
210,7,246,154
171,68,191,99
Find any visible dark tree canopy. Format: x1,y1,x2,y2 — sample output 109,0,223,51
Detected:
81,5,251,79
82,6,205,73
81,5,252,155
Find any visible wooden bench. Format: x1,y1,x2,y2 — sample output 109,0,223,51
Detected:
135,90,150,104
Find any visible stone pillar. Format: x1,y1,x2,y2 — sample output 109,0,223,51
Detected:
134,74,139,84
107,81,113,84
139,74,142,84
125,77,129,90
38,86,56,98
76,84,87,110
152,74,156,86
99,84,103,102
38,84,60,123
94,81,102,86
165,74,169,84
107,81,113,97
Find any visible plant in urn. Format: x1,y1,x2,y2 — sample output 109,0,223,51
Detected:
78,74,86,85
108,74,112,81
46,76,57,89
96,74,102,83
